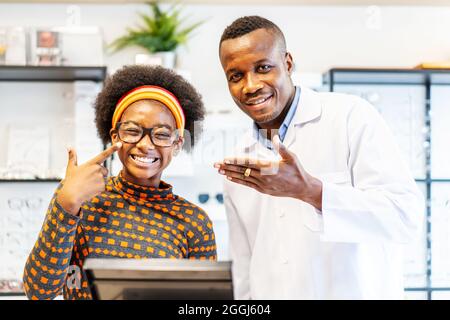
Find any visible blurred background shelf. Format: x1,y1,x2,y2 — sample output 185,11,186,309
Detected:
0,65,106,82
323,68,450,87
0,179,61,182
325,67,450,300
415,179,450,183
0,64,106,296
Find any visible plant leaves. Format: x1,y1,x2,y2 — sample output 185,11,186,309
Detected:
109,1,205,53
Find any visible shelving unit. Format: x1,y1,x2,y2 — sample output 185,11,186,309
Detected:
0,179,61,182
324,67,450,88
0,65,106,82
0,65,106,183
0,65,106,297
324,67,450,300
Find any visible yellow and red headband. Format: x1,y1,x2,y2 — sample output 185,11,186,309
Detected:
112,85,186,137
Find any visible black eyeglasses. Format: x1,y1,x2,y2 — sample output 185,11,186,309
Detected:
115,121,179,147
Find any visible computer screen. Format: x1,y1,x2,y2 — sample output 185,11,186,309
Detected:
84,258,233,300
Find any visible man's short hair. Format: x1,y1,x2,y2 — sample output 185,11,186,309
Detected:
220,16,286,51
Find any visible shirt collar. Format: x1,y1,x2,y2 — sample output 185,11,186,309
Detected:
242,86,322,150
252,86,301,149
280,86,301,133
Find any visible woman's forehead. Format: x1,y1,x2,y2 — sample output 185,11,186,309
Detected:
120,100,176,127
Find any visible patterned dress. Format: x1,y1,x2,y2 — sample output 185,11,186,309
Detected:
23,173,217,300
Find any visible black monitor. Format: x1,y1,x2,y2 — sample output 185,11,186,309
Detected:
84,258,233,300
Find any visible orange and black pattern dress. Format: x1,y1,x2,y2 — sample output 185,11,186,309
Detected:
22,173,217,300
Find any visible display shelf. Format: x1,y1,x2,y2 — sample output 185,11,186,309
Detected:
0,65,106,82
0,66,107,296
323,68,450,89
0,65,107,182
415,179,450,183
0,179,61,182
405,287,450,291
0,292,25,296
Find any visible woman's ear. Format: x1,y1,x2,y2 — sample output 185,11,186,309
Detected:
172,137,185,156
110,128,119,144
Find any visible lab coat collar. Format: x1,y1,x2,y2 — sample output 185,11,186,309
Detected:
292,85,322,125
239,86,322,150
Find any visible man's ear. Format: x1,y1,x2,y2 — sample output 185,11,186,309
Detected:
285,52,294,75
172,137,185,156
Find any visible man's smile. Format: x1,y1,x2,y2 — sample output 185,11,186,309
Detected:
243,94,273,111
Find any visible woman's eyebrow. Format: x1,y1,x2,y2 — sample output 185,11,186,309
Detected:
145,123,174,129
122,121,173,129
155,124,173,129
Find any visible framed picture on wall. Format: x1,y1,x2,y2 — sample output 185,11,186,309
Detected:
30,29,62,66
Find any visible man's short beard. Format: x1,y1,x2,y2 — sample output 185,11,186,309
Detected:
255,109,281,126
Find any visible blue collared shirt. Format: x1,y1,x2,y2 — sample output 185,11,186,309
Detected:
253,86,301,150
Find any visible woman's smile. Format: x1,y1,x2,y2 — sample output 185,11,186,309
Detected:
111,100,181,187
129,153,161,168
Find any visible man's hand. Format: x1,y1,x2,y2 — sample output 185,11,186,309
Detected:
214,135,323,211
57,143,122,215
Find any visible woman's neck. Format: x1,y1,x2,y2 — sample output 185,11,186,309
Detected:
121,168,162,188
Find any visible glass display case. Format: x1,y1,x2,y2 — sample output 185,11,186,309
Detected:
0,65,106,296
324,67,450,300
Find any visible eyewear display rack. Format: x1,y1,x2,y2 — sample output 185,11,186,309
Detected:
0,65,106,297
0,65,106,183
324,67,450,300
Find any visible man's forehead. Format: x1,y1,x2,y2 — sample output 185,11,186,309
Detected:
221,29,280,52
220,29,282,66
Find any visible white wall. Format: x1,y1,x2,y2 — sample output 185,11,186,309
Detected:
1,3,450,112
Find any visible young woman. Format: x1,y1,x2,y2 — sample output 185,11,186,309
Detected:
23,65,217,300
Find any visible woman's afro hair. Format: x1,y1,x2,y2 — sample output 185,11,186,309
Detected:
94,64,205,150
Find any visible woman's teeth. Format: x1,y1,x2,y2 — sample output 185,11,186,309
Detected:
131,155,158,163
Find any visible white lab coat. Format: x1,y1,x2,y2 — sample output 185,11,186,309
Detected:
223,86,424,300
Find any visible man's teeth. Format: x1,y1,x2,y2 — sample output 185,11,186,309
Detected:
132,155,158,163
248,97,270,105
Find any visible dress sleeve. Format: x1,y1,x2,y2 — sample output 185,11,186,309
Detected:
22,183,80,300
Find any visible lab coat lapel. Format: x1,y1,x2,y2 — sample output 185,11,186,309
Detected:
284,86,323,149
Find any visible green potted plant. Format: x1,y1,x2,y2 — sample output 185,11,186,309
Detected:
110,1,204,69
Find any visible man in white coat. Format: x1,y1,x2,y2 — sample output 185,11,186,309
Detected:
214,16,424,299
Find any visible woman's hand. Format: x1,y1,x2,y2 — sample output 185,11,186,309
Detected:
57,143,122,215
